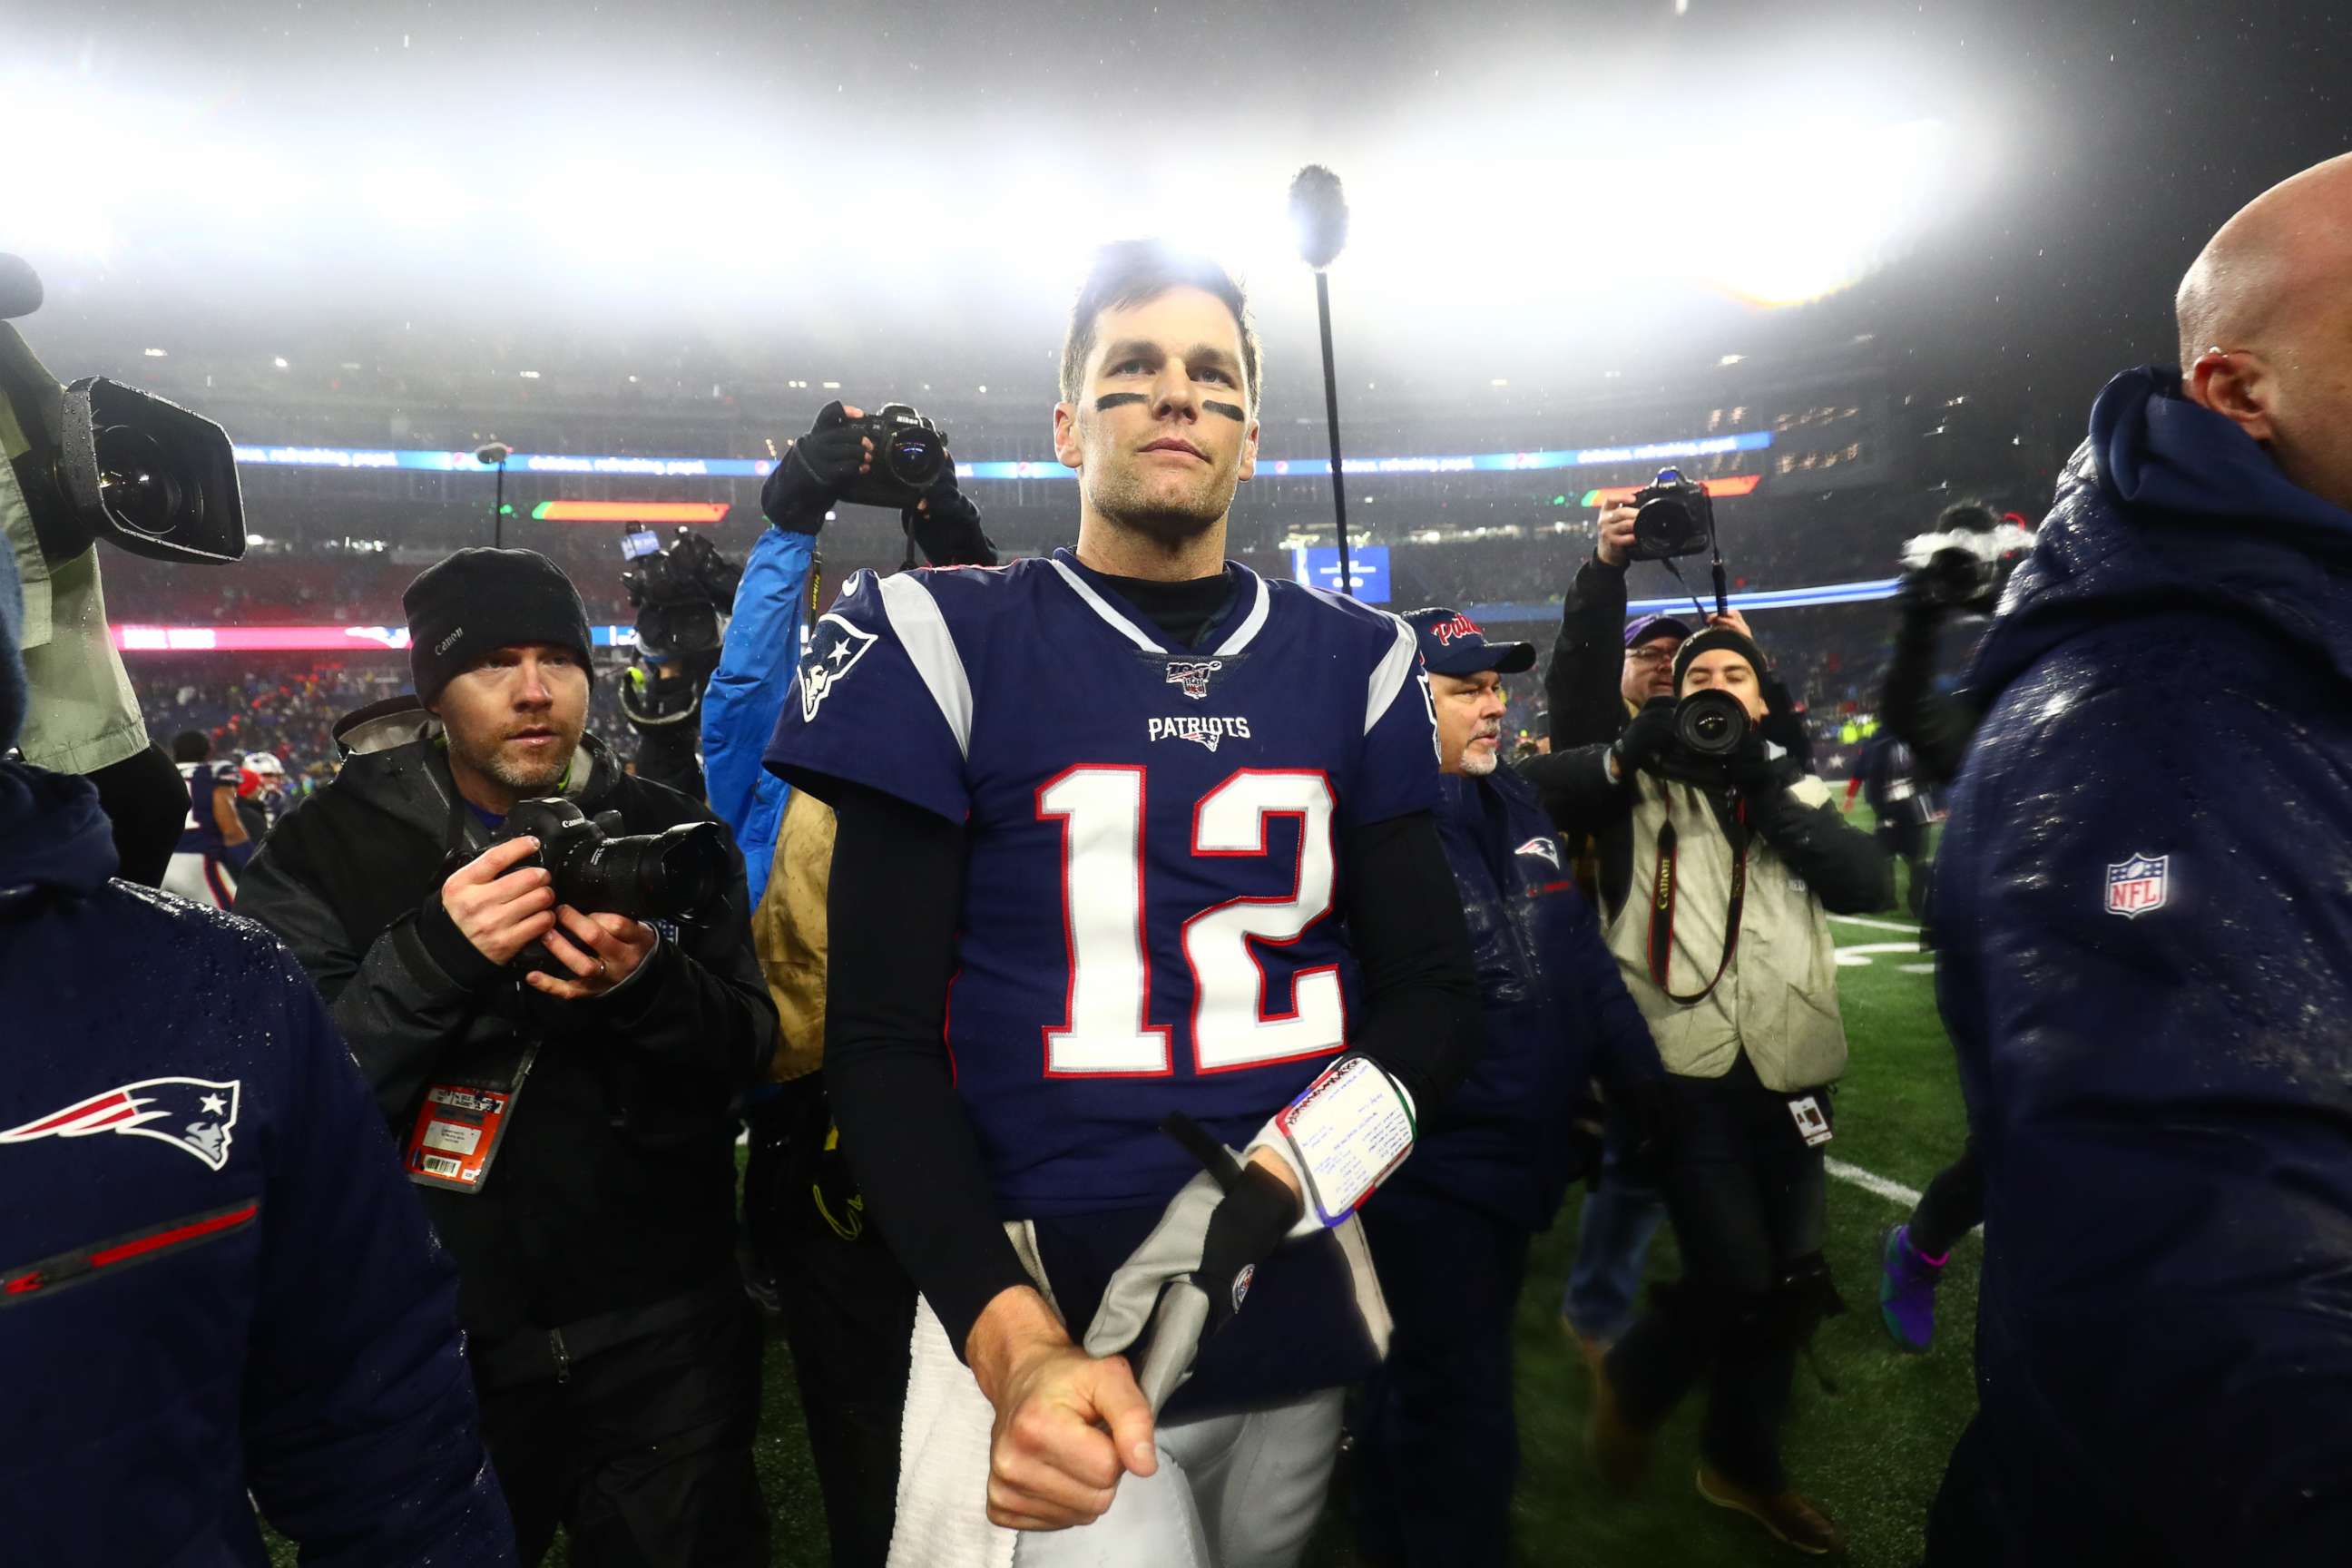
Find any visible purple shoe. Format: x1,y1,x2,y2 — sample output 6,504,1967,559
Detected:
1878,1223,1946,1353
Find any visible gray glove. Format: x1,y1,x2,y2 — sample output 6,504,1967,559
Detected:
1082,1114,1302,1414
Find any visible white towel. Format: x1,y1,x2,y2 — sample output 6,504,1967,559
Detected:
887,1295,1017,1568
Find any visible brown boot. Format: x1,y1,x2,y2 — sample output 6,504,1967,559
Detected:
1584,1357,1651,1494
1695,1465,1847,1555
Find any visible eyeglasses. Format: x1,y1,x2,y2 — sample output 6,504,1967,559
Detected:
1623,647,1675,668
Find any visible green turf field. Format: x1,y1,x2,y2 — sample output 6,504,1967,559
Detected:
277,813,1975,1567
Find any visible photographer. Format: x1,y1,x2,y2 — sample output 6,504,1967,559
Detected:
701,399,994,1568
237,547,780,1567
1526,506,1690,1367
1549,622,1888,1554
1,275,218,887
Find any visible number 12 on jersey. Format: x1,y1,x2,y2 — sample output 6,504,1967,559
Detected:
1038,766,1341,1076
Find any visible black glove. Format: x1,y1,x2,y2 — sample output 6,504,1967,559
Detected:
1611,696,1680,780
905,468,999,567
761,402,870,535
1729,730,1803,800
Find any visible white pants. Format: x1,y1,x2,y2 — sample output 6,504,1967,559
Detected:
162,851,238,908
888,1220,1348,1568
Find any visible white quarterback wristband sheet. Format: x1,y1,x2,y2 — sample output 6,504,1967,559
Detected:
1264,1055,1416,1229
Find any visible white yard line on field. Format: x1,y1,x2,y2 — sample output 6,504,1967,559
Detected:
1825,1157,1924,1208
1828,913,1924,935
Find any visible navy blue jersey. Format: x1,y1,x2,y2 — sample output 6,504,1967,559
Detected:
768,549,1441,1216
177,761,233,856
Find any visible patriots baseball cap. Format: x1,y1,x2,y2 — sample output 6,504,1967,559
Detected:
1402,606,1536,677
1623,612,1693,649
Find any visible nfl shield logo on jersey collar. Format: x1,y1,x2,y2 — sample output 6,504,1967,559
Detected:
1166,659,1223,701
2105,852,2170,919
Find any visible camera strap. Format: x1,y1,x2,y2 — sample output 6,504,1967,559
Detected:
1645,788,1749,1005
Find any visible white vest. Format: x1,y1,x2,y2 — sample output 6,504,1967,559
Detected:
1602,771,1851,1091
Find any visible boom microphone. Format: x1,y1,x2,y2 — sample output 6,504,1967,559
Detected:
1288,166,1350,271
0,254,43,321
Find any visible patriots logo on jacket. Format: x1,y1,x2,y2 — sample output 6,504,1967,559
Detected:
1515,836,1563,869
799,613,879,722
0,1078,243,1171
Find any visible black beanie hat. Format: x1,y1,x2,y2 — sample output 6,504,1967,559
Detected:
404,548,593,703
1671,623,1768,695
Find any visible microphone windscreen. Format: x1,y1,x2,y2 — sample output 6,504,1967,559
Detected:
1289,165,1349,270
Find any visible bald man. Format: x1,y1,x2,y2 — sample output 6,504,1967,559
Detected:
1923,154,2352,1563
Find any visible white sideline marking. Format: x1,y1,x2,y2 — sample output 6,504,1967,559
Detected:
1826,1157,1923,1208
1828,913,1923,935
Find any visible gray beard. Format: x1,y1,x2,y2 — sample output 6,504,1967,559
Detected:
1459,746,1500,777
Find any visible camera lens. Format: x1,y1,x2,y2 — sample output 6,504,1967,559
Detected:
94,424,196,538
1674,689,1749,759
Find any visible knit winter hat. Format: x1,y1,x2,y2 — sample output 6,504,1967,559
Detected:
1671,623,1767,695
403,548,593,703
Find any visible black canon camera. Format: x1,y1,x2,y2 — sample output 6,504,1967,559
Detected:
495,797,730,925
1899,505,2035,614
622,526,743,662
1627,467,1717,563
2,256,246,568
840,404,950,508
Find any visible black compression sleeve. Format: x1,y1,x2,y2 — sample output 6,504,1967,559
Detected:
823,784,1034,1361
1338,811,1484,1109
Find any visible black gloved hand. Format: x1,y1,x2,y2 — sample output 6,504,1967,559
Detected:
1618,1074,1676,1188
1729,730,1802,800
905,468,999,567
1611,695,1680,780
761,402,872,535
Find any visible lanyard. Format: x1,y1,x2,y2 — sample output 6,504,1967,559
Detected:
1644,779,1749,1005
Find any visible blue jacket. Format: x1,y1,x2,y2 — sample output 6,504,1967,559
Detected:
1934,367,2352,1559
1401,765,1662,1229
701,524,818,903
0,761,514,1567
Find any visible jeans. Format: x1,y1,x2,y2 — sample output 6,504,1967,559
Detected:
1562,1115,1667,1343
1605,1055,1829,1494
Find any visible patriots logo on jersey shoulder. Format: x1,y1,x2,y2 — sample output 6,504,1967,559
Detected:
0,1077,243,1171
1515,836,1563,869
799,613,880,722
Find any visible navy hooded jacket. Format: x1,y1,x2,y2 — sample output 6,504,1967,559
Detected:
1402,764,1662,1230
0,761,514,1566
1932,367,2352,1559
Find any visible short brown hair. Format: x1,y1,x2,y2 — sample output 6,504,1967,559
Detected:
1059,240,1263,415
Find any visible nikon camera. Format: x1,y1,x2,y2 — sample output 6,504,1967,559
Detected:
839,403,951,509
1626,467,1717,562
